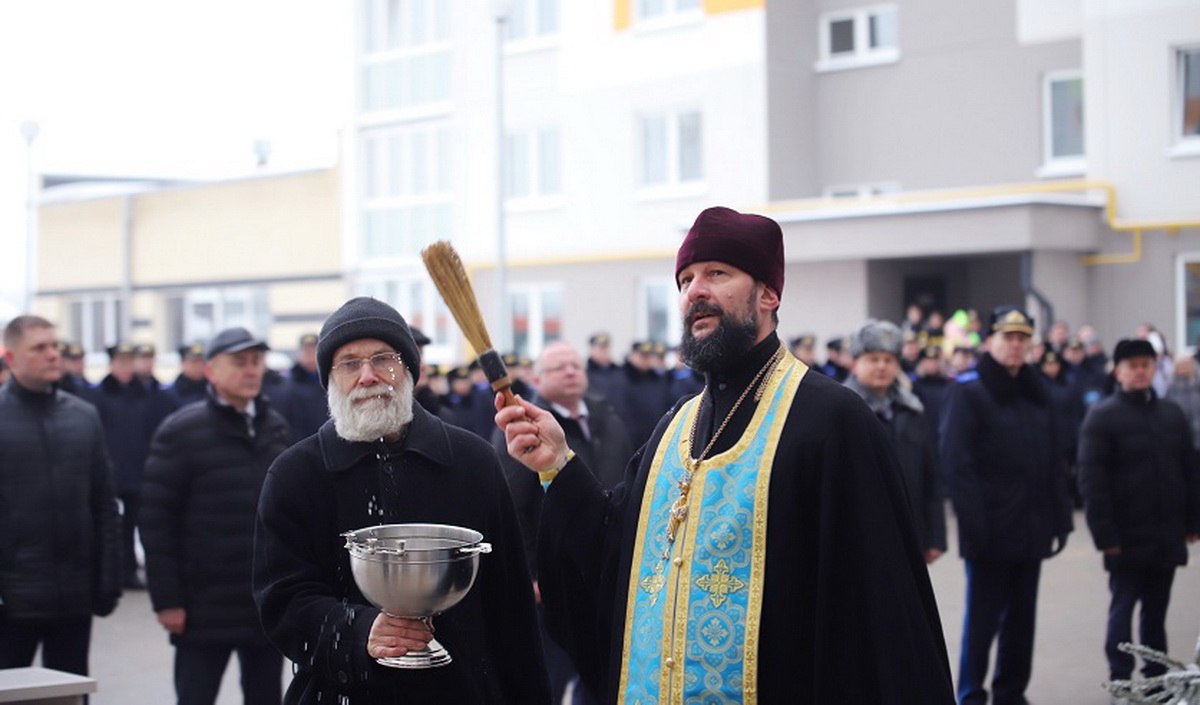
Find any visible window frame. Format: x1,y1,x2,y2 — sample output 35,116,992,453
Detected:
504,125,564,211
360,122,455,263
636,108,706,199
506,282,565,360
1036,69,1087,178
1176,252,1200,356
632,0,703,32
502,0,560,51
360,0,453,116
638,276,682,346
68,292,123,363
1171,44,1200,159
815,4,900,73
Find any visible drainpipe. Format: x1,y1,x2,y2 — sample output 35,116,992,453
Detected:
1020,251,1053,338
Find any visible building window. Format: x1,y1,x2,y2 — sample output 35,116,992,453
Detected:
816,5,899,72
1038,71,1085,177
1180,256,1200,351
507,284,563,359
1174,46,1200,157
639,278,681,346
505,127,561,202
636,0,701,23
68,293,123,356
362,123,454,260
165,287,269,351
504,0,559,42
361,0,452,113
359,274,455,362
639,110,704,190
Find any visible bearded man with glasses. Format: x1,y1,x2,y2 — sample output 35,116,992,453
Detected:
252,297,549,705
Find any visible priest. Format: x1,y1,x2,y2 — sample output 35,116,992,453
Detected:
496,206,954,704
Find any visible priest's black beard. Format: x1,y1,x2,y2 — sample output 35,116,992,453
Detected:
679,300,758,373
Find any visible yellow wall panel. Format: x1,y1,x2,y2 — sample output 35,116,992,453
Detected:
38,199,126,290
705,0,763,13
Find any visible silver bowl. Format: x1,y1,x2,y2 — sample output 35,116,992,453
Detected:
343,523,491,669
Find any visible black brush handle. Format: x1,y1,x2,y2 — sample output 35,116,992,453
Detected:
478,349,517,407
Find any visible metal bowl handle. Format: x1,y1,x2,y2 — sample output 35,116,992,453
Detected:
458,543,492,556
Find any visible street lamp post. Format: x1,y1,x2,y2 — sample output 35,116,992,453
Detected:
495,1,511,353
20,120,40,315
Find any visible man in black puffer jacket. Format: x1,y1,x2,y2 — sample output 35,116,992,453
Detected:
941,306,1074,705
1079,338,1200,684
0,315,122,677
142,327,291,705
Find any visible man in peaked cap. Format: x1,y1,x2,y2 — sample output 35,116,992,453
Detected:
57,341,90,396
845,320,946,564
497,206,953,703
270,332,329,443
789,333,817,367
586,331,625,406
941,305,1074,705
171,342,209,405
252,297,549,704
92,341,180,589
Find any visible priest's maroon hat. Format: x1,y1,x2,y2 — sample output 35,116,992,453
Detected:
675,206,785,296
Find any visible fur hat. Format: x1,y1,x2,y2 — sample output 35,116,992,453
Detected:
316,297,420,388
850,320,903,358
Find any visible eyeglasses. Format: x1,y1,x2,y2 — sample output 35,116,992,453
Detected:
331,353,404,378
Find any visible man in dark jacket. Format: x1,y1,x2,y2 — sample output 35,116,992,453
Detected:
1078,338,1200,683
271,332,329,443
612,341,672,450
92,341,179,589
493,340,633,705
845,320,946,563
170,343,209,406
942,306,1074,705
57,341,90,397
142,327,291,705
0,315,122,676
585,332,623,405
253,297,550,704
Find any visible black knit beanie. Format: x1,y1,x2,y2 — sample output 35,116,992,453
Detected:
316,297,421,388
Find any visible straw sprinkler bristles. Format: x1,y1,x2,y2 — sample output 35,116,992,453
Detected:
420,241,494,355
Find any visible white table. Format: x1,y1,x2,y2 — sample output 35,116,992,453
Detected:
0,667,96,704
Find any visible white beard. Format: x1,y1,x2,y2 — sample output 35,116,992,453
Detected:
327,370,415,442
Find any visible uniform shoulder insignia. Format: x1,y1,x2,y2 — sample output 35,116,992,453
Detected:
956,370,979,384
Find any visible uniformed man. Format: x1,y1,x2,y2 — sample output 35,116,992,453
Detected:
171,343,208,406
789,333,817,367
134,343,163,390
586,332,624,405
272,332,328,443
818,337,850,382
614,340,671,450
941,306,1074,705
58,342,90,397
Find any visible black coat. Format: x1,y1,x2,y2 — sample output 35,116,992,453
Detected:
141,391,291,645
169,373,208,407
91,375,179,493
538,335,954,703
845,376,947,552
492,393,633,577
253,404,550,705
271,364,329,443
611,364,671,451
941,353,1074,561
1078,389,1200,570
0,380,122,619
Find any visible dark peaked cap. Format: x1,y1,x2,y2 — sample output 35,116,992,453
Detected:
675,206,785,296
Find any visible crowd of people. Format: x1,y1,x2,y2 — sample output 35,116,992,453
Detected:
1,205,1197,705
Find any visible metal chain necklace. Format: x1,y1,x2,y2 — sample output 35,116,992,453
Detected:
665,343,785,547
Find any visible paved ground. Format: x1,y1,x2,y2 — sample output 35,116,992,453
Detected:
76,509,1200,703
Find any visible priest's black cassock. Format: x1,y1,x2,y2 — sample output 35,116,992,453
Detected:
536,332,955,703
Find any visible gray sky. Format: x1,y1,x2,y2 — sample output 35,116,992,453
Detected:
0,0,351,318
